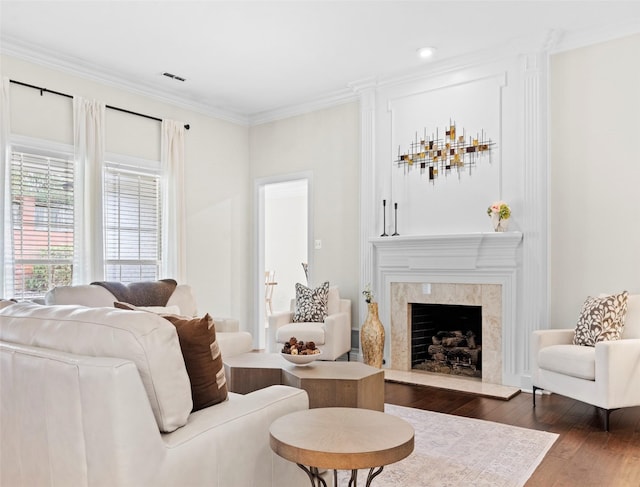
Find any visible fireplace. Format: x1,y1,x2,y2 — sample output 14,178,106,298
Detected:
411,303,482,378
369,231,523,386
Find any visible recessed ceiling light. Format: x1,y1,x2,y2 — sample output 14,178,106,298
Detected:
417,47,436,60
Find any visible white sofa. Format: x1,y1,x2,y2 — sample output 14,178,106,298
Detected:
531,293,640,430
268,287,351,361
44,283,253,358
0,302,309,486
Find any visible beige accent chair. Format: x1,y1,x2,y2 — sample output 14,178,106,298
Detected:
531,293,640,431
268,287,351,361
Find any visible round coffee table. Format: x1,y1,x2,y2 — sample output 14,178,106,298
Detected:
269,407,414,486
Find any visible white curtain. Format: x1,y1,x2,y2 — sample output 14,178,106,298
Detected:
160,120,186,282
0,78,14,297
73,97,105,284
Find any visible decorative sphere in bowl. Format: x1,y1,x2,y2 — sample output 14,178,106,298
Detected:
280,350,322,366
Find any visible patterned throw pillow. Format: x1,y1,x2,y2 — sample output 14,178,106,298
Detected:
293,281,330,323
573,291,629,346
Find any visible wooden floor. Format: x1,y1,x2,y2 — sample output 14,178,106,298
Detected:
384,381,640,486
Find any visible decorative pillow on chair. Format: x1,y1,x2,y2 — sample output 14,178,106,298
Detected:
293,281,329,323
573,291,629,346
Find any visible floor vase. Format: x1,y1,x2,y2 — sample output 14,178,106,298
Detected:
361,302,385,368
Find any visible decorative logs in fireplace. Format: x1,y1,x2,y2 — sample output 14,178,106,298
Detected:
411,303,482,379
419,330,481,377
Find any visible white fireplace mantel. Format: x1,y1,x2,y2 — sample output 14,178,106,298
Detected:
370,231,523,387
371,232,523,271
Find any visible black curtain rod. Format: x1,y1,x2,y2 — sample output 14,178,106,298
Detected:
9,79,190,130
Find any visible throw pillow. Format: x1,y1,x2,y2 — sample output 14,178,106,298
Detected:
92,279,177,306
573,291,629,346
161,313,228,411
293,281,329,323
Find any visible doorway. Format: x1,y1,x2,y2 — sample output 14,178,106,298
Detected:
256,175,311,349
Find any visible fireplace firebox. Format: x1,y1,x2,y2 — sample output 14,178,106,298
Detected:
411,303,482,378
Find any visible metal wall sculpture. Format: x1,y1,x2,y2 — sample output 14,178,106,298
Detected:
396,121,494,182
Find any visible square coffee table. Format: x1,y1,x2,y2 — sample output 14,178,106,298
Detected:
223,353,384,411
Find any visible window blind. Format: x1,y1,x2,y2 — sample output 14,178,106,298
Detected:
10,151,74,299
104,164,162,282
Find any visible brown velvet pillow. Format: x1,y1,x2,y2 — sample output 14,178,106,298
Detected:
161,313,228,411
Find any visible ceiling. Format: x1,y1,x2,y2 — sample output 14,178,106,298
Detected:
2,1,640,124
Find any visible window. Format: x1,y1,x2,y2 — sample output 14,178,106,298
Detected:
8,143,164,299
104,158,162,282
9,149,74,299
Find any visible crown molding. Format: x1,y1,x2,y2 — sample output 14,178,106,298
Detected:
550,18,640,54
1,37,251,126
248,89,359,126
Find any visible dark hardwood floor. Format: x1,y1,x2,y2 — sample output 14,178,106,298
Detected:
384,381,640,486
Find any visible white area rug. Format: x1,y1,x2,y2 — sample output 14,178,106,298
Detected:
338,404,558,487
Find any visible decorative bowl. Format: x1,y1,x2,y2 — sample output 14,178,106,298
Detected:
280,350,322,366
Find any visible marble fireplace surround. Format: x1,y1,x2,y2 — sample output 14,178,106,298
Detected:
370,232,523,387
391,282,502,383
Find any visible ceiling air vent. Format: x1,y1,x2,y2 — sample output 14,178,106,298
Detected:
162,72,186,82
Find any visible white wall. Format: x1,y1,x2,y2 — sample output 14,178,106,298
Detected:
249,103,360,337
372,62,524,237
549,33,640,326
2,55,252,329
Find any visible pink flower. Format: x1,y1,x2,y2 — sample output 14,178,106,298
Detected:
487,200,511,219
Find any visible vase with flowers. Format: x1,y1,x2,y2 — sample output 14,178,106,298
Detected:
360,284,385,368
487,200,511,232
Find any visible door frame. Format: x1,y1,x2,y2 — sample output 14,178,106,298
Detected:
254,171,313,349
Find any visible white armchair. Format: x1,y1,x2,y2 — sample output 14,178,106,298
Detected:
531,293,640,431
268,287,351,361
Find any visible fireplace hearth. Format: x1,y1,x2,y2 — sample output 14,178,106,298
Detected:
411,303,482,378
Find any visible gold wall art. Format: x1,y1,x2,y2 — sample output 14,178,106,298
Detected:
396,121,494,182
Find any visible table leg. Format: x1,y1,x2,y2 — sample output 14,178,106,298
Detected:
348,469,357,486
302,465,384,486
366,466,384,486
297,464,327,487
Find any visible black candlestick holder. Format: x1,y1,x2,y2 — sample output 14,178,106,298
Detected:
392,203,399,236
381,199,388,237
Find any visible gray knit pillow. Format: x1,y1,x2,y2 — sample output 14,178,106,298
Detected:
573,291,628,346
293,281,329,323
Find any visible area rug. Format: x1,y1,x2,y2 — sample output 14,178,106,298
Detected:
338,403,558,487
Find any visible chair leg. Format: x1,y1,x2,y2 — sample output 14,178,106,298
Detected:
600,407,619,432
347,351,351,362
532,385,540,408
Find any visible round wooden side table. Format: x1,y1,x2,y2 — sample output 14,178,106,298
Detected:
269,407,414,487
